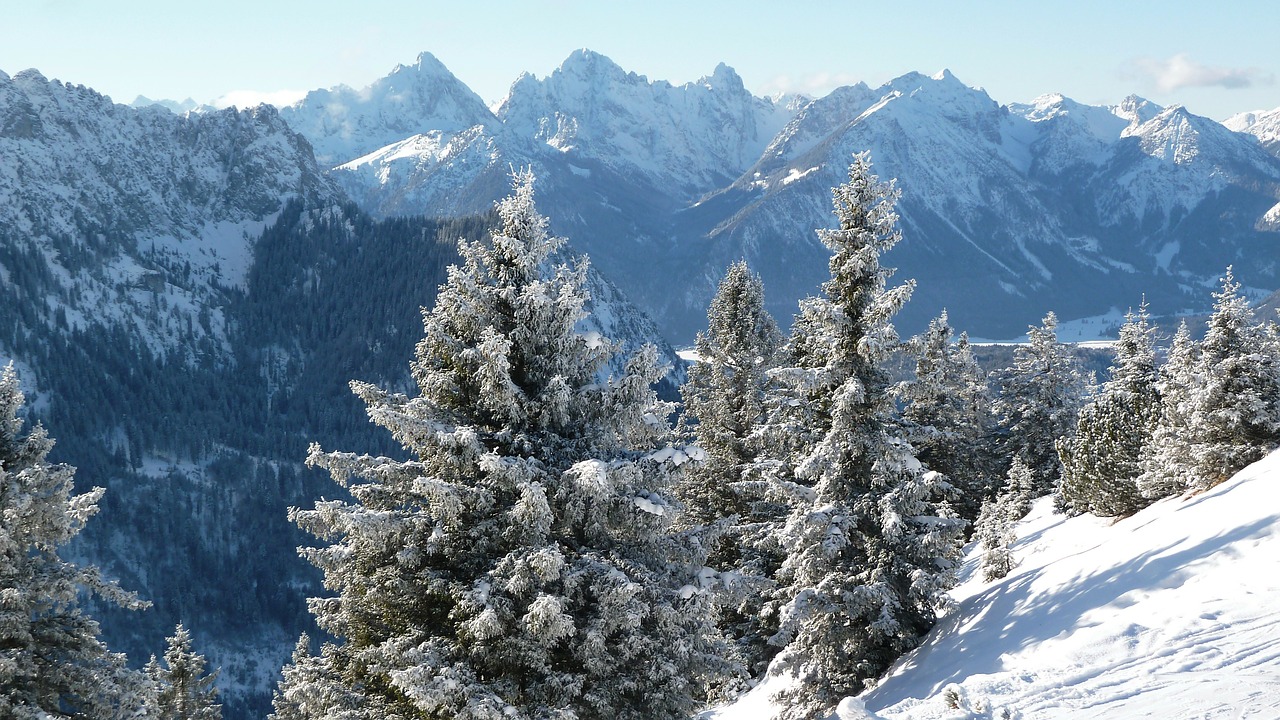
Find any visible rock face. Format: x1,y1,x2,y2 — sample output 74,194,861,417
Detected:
293,53,1280,343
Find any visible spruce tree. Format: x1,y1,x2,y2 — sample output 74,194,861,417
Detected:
758,154,965,719
273,172,732,720
898,311,997,525
679,259,783,677
1187,268,1280,488
1137,321,1201,500
681,259,782,527
1058,304,1160,517
0,363,152,719
974,457,1033,583
146,624,221,720
992,312,1091,499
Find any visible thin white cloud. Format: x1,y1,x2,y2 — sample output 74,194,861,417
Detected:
212,89,308,110
1130,53,1274,92
761,71,865,98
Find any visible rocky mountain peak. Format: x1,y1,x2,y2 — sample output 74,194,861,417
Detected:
279,52,495,167
1114,94,1163,127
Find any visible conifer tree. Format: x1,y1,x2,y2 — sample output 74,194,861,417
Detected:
679,259,783,676
0,363,152,719
1058,304,1160,517
146,624,221,720
898,311,997,525
757,154,965,719
992,312,1091,499
1137,321,1201,500
681,259,782,526
975,457,1034,583
1187,268,1280,488
273,172,733,720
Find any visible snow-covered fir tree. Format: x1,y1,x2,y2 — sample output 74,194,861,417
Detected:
679,259,784,677
756,154,965,720
898,310,997,526
146,624,221,720
1186,268,1280,488
1137,320,1201,501
0,363,152,719
272,172,734,720
681,259,782,527
992,312,1092,500
1058,303,1160,517
975,457,1034,583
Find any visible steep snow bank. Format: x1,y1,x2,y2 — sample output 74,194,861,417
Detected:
712,450,1280,719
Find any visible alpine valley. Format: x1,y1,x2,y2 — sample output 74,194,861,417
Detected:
2,49,1279,716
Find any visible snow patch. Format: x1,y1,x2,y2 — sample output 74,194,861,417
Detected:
781,166,820,186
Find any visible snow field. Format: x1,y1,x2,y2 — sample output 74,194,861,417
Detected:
866,450,1280,719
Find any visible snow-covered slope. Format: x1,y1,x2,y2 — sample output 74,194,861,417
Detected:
711,450,1280,719
866,451,1280,719
331,124,513,218
0,67,337,362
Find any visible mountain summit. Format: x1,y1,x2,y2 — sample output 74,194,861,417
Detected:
279,50,496,166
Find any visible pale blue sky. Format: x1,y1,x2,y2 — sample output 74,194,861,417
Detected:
2,0,1276,120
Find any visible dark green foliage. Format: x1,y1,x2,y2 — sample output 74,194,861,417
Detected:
0,364,151,718
760,155,965,719
276,173,731,720
1187,268,1280,487
147,624,222,720
680,260,784,677
898,311,998,527
992,312,1092,499
1058,305,1160,517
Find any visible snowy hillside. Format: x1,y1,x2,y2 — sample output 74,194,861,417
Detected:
0,67,337,362
711,450,1280,719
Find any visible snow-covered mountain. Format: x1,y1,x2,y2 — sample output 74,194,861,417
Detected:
289,52,1280,343
279,51,499,168
684,74,1280,339
710,449,1280,719
0,67,337,365
1225,105,1280,157
497,49,796,201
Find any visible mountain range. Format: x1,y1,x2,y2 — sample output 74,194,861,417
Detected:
275,50,1280,342
2,50,1279,717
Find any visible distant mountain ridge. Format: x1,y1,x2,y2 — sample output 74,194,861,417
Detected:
281,51,1280,342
